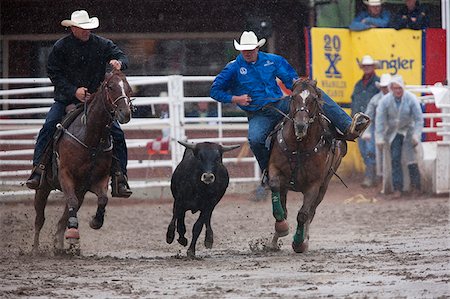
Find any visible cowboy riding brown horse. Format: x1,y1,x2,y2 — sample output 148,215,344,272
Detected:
32,69,133,254
268,78,348,253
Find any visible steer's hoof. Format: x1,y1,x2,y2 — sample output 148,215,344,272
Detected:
178,237,188,247
204,239,213,249
166,232,175,244
187,248,196,258
275,220,289,237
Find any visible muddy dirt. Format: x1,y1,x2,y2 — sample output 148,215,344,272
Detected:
0,180,449,298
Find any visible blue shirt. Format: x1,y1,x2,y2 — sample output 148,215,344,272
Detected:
349,10,391,31
210,52,298,111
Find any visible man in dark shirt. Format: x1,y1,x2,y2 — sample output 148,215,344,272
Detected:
351,55,380,188
26,10,132,198
391,0,430,30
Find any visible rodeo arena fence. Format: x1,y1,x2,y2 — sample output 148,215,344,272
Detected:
0,75,449,200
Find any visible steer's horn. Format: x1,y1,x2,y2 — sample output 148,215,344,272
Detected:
221,144,240,152
178,140,196,150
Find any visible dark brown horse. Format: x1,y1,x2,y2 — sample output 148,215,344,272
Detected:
32,70,132,254
268,78,347,253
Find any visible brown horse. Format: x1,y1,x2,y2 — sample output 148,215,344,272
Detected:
268,78,347,253
32,70,133,254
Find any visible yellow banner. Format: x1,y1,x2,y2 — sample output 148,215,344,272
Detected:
310,28,423,104
310,28,353,104
350,29,422,87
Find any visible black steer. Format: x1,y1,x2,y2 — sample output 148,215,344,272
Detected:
166,141,239,257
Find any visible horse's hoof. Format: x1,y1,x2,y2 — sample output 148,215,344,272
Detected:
178,237,188,247
89,217,103,230
292,241,309,253
275,220,289,237
64,228,80,240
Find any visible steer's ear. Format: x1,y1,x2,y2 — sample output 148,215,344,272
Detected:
178,140,196,150
221,144,240,152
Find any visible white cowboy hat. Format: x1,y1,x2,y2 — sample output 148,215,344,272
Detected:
61,10,99,29
376,73,392,88
234,31,266,51
359,55,379,67
389,75,405,89
363,0,384,6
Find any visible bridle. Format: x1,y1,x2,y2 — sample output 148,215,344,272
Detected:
288,82,323,141
101,73,133,118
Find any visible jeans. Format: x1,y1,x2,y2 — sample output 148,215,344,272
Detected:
33,101,128,174
247,100,290,171
391,134,404,192
321,91,352,133
358,128,376,181
247,93,353,172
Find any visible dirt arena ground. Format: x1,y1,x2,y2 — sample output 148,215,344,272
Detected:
0,180,449,298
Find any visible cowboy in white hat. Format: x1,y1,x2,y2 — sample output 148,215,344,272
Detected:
351,55,381,188
211,31,369,200
349,0,391,31
362,73,392,186
26,10,132,198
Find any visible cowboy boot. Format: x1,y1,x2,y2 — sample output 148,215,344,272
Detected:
111,171,132,198
345,112,371,141
110,157,132,198
26,164,45,190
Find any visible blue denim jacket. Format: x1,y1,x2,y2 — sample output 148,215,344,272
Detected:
349,10,391,31
210,52,298,111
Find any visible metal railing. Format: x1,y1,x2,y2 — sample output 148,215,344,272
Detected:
1,76,449,196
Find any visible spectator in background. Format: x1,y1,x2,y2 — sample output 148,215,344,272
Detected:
375,75,423,198
186,101,218,125
351,55,380,188
362,73,392,186
349,0,391,31
391,0,429,30
187,101,218,118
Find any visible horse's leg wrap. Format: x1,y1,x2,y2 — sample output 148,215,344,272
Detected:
293,224,305,245
272,191,285,221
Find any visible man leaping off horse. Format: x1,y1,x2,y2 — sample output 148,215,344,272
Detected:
210,31,370,199
26,10,132,198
